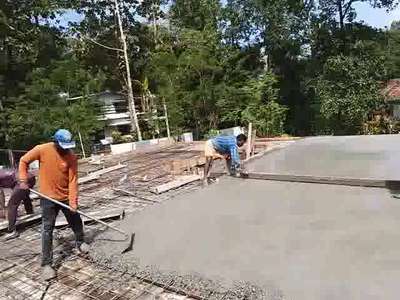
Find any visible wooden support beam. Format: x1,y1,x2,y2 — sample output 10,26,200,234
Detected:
0,213,42,232
55,208,124,227
0,209,126,232
112,188,160,203
30,164,127,200
86,164,127,177
78,175,100,184
78,164,126,184
150,175,201,194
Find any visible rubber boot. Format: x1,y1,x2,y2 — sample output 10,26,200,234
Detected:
77,242,90,254
41,265,56,281
4,230,19,241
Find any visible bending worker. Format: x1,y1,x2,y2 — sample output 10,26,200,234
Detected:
0,168,36,240
203,133,247,185
18,129,89,281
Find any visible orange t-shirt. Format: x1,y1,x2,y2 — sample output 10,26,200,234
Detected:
19,142,78,207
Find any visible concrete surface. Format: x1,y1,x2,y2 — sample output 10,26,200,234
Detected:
94,177,400,300
246,135,400,179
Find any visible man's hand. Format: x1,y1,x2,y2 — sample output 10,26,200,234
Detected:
69,202,78,213
18,181,30,190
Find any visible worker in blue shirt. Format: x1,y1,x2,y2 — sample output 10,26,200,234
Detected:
203,134,247,185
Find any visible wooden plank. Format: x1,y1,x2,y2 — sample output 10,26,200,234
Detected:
0,213,42,232
85,164,126,177
150,175,201,194
76,164,126,185
30,165,124,199
240,172,395,188
167,157,204,175
112,188,160,203
0,208,125,231
55,208,124,227
78,175,100,184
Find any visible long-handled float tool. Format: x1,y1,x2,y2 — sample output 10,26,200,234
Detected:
30,189,135,254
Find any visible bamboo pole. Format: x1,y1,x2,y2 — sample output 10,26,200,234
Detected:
246,122,253,160
163,99,171,139
78,131,86,158
113,0,142,141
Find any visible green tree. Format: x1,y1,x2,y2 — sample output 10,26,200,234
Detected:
148,28,225,137
318,0,399,31
386,26,400,78
241,72,288,136
170,0,221,30
3,57,105,150
314,55,386,135
0,0,71,148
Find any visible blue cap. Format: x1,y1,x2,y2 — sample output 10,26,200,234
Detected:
53,129,76,149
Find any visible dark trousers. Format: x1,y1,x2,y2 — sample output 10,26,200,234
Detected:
8,188,33,231
40,198,84,266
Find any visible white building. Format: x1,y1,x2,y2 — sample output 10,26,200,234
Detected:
67,90,134,141
96,91,133,139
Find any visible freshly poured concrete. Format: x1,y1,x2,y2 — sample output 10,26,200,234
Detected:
95,177,400,300
247,135,400,179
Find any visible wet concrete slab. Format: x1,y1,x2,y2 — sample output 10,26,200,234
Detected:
94,177,400,300
246,135,400,179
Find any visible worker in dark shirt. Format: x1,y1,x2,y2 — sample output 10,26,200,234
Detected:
0,169,36,240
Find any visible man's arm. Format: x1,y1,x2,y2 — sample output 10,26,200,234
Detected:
68,155,78,211
0,169,17,189
19,146,41,187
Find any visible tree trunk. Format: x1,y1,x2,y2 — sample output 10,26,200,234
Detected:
338,0,345,31
337,0,347,52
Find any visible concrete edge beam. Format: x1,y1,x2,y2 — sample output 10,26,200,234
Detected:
210,172,400,189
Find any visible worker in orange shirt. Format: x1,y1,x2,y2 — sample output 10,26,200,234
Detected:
19,129,89,281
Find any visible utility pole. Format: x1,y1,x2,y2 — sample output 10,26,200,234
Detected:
113,0,142,141
152,3,157,44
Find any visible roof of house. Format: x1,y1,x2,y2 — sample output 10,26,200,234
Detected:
383,79,400,101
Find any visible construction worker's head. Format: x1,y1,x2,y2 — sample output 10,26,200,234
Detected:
236,134,247,147
53,129,76,152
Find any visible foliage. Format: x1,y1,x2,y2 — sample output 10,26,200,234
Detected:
204,129,220,139
170,0,221,30
318,0,399,29
2,57,104,150
241,73,288,137
386,28,400,78
148,28,225,138
363,116,400,134
314,55,385,134
111,131,135,144
111,130,123,144
3,0,400,151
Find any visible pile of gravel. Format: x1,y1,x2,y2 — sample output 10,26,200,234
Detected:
90,245,284,300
